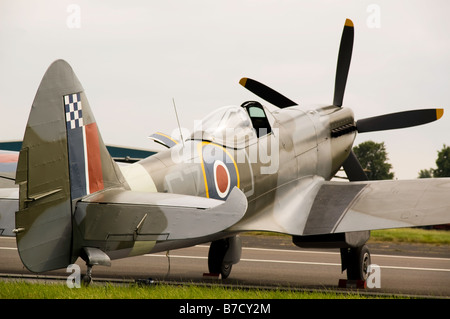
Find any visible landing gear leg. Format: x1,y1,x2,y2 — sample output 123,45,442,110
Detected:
79,247,111,286
208,239,232,279
341,244,371,281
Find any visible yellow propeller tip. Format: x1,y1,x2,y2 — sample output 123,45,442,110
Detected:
239,78,248,87
436,108,444,120
345,19,354,27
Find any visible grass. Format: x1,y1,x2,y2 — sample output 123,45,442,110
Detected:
369,228,450,245
247,227,450,245
0,281,399,299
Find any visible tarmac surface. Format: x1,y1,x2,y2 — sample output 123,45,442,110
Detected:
1,235,449,298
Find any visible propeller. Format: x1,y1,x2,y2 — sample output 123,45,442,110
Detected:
343,108,443,180
239,19,354,108
356,108,444,133
333,19,354,107
342,150,368,181
239,77,297,108
238,18,444,181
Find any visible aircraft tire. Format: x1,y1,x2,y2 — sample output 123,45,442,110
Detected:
346,244,371,281
208,239,232,279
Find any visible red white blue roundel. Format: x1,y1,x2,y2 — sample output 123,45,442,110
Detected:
200,143,239,200
213,160,231,198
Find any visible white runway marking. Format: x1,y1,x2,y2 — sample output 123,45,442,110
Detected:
143,245,450,273
2,243,449,273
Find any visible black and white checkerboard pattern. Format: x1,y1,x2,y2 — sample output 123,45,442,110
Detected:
64,93,83,130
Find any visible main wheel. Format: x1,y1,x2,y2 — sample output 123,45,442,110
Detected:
208,239,232,279
346,245,371,281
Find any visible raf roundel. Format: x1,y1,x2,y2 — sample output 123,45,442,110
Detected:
199,142,239,200
214,160,231,198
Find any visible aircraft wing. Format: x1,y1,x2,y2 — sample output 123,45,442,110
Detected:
303,178,450,235
230,177,450,236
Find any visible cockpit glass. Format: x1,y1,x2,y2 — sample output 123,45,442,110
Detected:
191,105,256,148
248,106,266,118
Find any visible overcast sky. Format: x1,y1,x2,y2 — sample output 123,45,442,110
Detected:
1,0,449,179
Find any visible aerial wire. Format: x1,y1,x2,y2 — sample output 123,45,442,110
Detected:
172,98,185,147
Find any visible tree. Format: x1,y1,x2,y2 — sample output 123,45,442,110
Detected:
418,169,433,179
434,144,450,177
353,141,394,180
418,144,450,178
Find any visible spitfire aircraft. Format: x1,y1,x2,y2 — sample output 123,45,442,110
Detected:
1,19,449,285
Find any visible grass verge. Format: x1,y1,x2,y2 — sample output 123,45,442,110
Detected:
0,281,403,299
369,228,450,245
247,228,450,245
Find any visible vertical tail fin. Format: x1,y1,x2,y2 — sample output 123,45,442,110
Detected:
15,60,125,272
63,91,125,199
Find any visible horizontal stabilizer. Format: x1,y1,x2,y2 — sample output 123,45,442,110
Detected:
75,187,247,241
0,188,18,237
148,132,179,148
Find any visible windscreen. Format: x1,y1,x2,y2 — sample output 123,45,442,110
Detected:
191,105,256,148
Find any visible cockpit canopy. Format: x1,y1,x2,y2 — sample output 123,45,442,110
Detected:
190,101,273,148
190,105,258,148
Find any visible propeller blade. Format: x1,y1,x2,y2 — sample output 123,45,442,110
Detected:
342,150,368,181
356,108,444,133
333,19,354,107
239,77,298,108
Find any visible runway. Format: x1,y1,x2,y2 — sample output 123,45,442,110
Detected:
1,235,449,297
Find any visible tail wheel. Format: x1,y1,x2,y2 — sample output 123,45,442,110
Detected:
346,245,371,281
81,264,93,287
208,239,232,279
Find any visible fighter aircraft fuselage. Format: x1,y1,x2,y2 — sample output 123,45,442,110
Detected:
136,104,355,198
79,102,353,261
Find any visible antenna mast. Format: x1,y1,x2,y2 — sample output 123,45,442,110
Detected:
172,98,185,147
